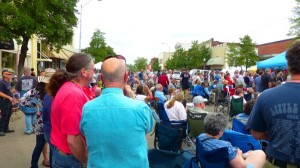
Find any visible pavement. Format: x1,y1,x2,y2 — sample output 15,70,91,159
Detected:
0,104,217,168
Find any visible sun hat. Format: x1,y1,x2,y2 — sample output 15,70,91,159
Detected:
40,68,56,83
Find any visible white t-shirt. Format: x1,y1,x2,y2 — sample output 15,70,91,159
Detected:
164,101,187,121
136,94,147,101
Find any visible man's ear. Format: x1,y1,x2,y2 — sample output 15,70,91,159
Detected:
81,68,88,78
124,70,129,82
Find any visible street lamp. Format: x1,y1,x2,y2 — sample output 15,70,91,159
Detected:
203,58,206,70
79,0,102,52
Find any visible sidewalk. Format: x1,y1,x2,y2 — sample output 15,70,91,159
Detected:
0,111,47,168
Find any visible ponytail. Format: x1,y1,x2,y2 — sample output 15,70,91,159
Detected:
167,98,176,109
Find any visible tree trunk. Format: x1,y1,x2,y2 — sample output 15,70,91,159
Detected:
18,36,30,78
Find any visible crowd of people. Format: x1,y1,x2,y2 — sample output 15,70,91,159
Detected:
0,39,300,167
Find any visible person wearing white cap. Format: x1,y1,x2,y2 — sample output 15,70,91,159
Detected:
189,96,209,114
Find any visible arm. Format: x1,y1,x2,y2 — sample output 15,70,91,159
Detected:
67,134,87,165
230,149,247,168
124,84,136,98
251,130,269,140
143,84,153,101
0,92,13,102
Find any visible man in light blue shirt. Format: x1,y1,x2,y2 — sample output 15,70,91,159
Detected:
154,84,167,103
80,56,154,168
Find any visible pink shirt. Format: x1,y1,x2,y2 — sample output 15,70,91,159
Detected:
51,81,88,154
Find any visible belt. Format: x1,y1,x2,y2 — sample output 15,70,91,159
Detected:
55,147,71,156
268,156,300,168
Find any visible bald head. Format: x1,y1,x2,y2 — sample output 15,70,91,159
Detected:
101,58,126,84
23,67,31,76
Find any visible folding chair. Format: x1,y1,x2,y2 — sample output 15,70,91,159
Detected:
220,129,261,153
186,110,207,148
232,118,250,135
229,96,243,117
154,102,187,152
183,134,229,168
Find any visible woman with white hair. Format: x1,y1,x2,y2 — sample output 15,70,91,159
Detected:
198,113,266,168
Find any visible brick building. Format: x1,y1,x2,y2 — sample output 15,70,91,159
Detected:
256,38,295,60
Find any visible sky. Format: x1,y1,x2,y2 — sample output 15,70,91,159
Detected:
73,0,297,64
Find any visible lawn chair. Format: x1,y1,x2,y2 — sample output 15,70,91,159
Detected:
232,118,250,135
183,134,229,168
186,110,207,148
154,102,187,152
220,129,261,153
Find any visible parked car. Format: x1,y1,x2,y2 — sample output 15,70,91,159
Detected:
171,71,181,80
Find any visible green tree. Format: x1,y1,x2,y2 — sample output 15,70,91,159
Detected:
165,42,211,70
134,57,148,71
127,64,137,72
289,0,300,37
152,58,160,71
227,35,258,71
0,0,77,76
82,29,115,63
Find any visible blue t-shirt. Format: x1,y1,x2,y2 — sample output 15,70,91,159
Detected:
247,82,300,164
154,90,167,103
193,84,205,97
197,133,237,161
254,76,263,92
138,72,143,80
42,93,52,136
0,79,13,107
80,88,154,168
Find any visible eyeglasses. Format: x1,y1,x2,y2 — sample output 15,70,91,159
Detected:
103,55,126,63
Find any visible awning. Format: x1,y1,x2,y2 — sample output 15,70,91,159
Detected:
206,57,225,65
49,47,76,60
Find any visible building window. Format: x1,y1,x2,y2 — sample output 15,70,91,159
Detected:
2,51,17,71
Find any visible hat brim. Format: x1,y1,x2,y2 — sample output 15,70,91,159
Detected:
40,77,50,83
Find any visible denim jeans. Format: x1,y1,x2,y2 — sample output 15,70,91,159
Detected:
31,134,46,168
24,113,36,134
52,147,83,168
44,132,53,168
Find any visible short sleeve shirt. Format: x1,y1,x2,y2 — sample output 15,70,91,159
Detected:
180,72,190,90
247,82,300,164
80,88,154,167
51,82,89,154
197,133,237,161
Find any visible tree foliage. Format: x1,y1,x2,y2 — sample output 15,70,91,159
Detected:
0,0,78,76
165,41,211,70
227,35,258,71
127,64,137,72
134,57,148,71
152,58,160,71
289,0,300,37
82,29,115,63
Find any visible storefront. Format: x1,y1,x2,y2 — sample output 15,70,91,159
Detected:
0,40,18,75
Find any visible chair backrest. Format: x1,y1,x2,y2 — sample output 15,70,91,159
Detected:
196,135,229,168
157,102,172,126
155,123,182,152
229,97,243,117
220,129,261,153
232,118,250,135
187,111,207,138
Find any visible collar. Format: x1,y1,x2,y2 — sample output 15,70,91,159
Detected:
102,88,123,95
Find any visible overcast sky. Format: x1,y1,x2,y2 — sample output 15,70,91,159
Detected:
74,0,297,64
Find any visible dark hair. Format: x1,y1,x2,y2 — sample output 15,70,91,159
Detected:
36,82,47,100
244,100,255,115
47,53,93,97
136,85,144,95
286,40,300,75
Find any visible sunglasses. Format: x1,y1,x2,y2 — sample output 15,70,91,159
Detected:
103,55,126,63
